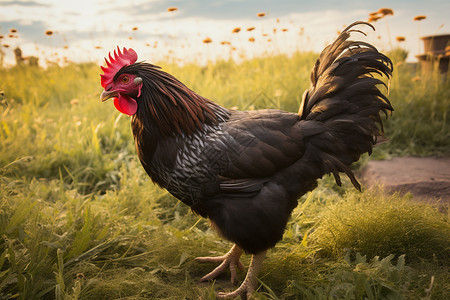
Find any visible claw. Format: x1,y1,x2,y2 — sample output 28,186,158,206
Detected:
196,245,267,299
195,244,244,284
215,251,267,299
217,282,254,299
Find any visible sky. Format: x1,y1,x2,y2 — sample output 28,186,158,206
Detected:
0,0,449,66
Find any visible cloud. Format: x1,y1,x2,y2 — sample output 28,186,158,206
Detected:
0,20,48,39
119,0,350,21
1,1,49,7
0,0,448,66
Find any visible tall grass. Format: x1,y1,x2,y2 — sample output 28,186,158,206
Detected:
0,53,448,299
311,189,449,262
379,51,450,157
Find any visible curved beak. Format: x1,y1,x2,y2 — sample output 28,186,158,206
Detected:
100,90,118,102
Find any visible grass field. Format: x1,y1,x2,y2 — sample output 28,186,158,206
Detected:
0,49,449,299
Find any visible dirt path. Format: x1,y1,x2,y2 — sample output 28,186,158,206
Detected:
361,156,450,204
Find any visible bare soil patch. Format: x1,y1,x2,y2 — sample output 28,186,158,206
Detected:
361,156,450,204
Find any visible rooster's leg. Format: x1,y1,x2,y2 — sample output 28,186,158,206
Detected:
217,250,267,299
195,244,244,284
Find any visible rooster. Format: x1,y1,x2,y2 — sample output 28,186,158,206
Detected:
100,21,393,298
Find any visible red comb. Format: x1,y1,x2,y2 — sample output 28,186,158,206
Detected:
100,47,138,88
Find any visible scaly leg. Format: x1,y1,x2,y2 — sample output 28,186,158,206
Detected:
217,250,267,299
195,244,245,284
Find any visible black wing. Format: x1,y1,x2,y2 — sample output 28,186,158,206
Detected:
200,109,305,197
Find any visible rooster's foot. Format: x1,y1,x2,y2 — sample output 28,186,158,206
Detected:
216,279,254,299
216,251,267,299
195,244,244,284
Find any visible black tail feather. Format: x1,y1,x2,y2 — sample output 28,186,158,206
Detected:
299,21,393,190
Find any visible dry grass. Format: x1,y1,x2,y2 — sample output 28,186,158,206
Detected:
0,51,448,299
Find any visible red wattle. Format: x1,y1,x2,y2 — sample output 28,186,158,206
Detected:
113,94,137,115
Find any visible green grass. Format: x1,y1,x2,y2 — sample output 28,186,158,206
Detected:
0,52,449,299
311,189,449,262
376,53,450,157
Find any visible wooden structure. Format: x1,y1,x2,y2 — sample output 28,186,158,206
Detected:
416,34,450,75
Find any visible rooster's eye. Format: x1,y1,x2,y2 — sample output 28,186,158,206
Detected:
121,76,130,84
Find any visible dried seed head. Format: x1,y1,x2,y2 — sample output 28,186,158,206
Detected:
167,7,178,12
396,36,405,42
257,12,266,17
203,37,212,44
232,27,241,33
378,8,394,16
247,27,255,31
45,30,53,36
368,15,381,23
413,15,426,21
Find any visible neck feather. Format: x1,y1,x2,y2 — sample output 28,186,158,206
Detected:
131,63,228,136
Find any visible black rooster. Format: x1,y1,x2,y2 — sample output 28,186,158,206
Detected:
100,21,393,298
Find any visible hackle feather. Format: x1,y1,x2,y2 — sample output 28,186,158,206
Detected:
118,62,229,136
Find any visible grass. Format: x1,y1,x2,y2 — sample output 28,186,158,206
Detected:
0,51,449,299
311,188,449,262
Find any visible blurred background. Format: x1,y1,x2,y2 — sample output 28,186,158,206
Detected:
1,0,448,66
0,2,449,299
